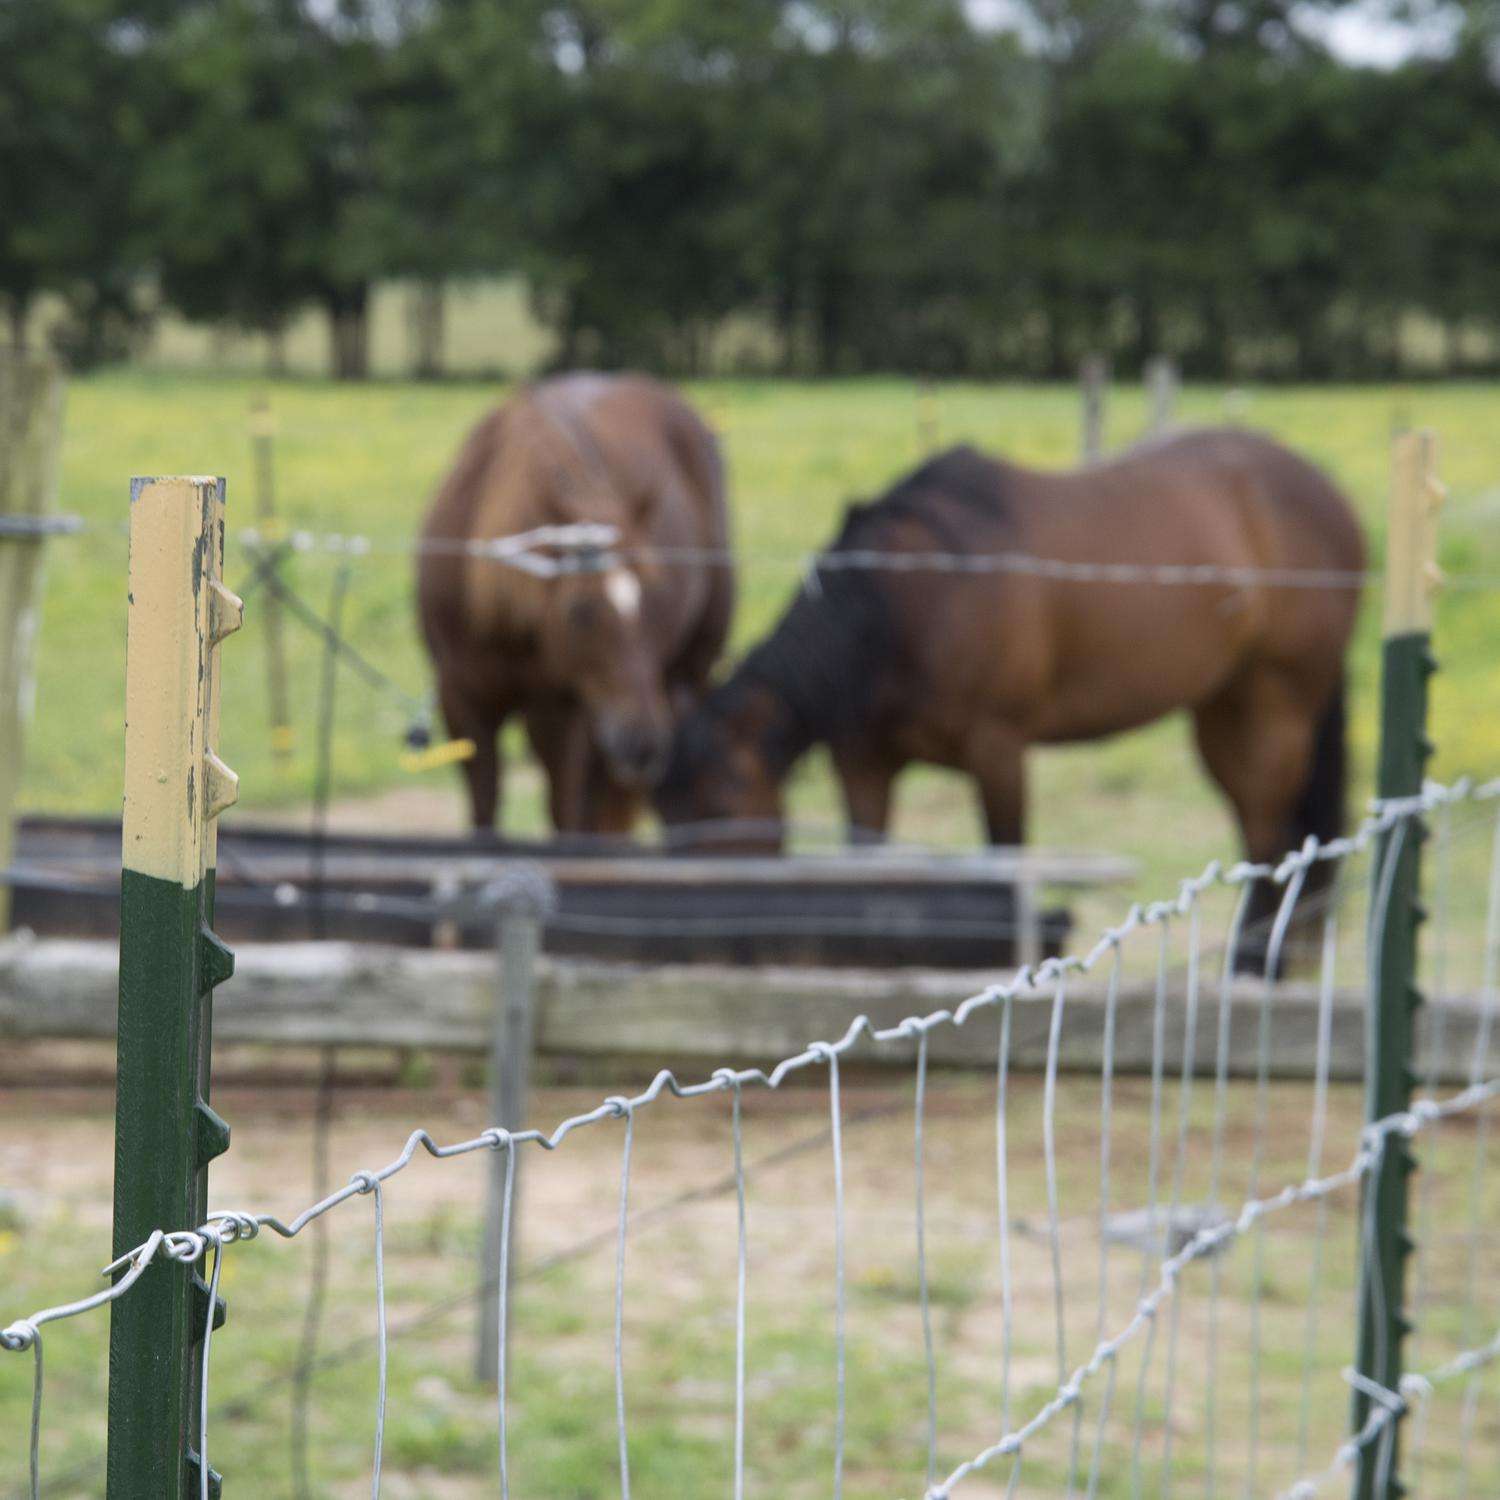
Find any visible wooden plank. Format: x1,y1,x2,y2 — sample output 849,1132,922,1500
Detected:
13,817,1137,889
0,352,64,931
3,936,1495,1086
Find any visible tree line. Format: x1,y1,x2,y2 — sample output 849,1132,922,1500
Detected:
3,0,1498,381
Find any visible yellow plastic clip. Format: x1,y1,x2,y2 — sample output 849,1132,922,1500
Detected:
399,737,477,774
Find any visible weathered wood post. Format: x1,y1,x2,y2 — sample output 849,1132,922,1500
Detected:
475,866,556,1383
107,477,243,1500
1146,355,1178,434
1079,355,1107,463
916,379,939,454
250,398,293,765
0,351,64,931
1352,430,1442,1500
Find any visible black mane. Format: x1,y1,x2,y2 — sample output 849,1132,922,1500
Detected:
698,445,1010,776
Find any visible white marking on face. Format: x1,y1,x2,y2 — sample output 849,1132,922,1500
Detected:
605,567,642,619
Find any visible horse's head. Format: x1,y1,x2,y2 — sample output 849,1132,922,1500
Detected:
654,681,788,852
542,562,673,788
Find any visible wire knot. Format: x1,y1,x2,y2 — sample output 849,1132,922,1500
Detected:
711,1067,741,1090
213,1210,260,1244
603,1095,633,1120
350,1170,380,1195
1,1318,38,1352
482,1128,512,1151
164,1230,206,1264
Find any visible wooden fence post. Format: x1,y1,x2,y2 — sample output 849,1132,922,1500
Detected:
916,379,939,454
475,867,556,1383
250,398,293,765
0,351,64,931
1079,355,1107,463
1352,429,1442,1500
1146,355,1178,434
107,477,243,1500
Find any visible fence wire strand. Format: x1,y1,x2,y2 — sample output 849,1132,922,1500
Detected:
8,775,1500,1500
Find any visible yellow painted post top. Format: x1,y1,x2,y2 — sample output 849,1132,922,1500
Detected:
1385,430,1444,639
122,477,243,887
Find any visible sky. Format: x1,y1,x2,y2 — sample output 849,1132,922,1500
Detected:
965,0,1463,65
1302,1,1459,64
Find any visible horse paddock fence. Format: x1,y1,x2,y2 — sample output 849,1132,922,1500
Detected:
4,436,1500,1500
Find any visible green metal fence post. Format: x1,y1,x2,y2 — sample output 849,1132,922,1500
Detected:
107,477,243,1500
1353,429,1443,1500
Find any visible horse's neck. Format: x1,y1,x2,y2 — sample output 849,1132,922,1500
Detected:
733,579,892,774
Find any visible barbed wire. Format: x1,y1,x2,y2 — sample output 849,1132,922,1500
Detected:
19,506,1500,592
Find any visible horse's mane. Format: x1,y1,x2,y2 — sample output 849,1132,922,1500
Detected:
703,445,1009,775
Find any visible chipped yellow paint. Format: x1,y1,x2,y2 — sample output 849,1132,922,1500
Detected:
122,477,241,887
1384,430,1444,638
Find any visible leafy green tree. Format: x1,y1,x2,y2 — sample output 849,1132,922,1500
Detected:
0,0,151,361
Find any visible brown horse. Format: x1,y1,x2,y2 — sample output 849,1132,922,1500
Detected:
656,429,1365,966
418,373,733,834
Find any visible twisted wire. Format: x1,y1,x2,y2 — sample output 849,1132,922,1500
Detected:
6,778,1496,1353
7,774,1500,1500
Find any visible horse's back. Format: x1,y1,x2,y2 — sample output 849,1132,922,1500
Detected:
871,429,1364,746
1103,427,1363,569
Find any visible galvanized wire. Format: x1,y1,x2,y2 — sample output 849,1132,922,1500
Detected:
716,1071,748,1500
927,1078,1500,1499
1244,863,1309,1498
1293,899,1343,1477
1083,942,1124,1500
1158,891,1204,1500
494,1132,517,1500
611,1099,635,1500
348,1172,388,1500
913,1028,939,1491
1455,805,1500,1498
1043,972,1080,1497
1127,921,1171,1498
1204,884,1252,1499
814,1041,848,1500
1280,1326,1500,1498
996,992,1016,1436
7,775,1500,1500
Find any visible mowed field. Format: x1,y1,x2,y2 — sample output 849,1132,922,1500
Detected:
19,372,1500,909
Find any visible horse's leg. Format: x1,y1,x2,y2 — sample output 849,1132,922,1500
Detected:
831,743,899,844
523,701,592,833
438,674,506,835
580,746,644,836
1192,667,1318,974
966,721,1027,846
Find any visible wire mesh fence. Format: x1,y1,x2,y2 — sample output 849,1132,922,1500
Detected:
4,776,1500,1497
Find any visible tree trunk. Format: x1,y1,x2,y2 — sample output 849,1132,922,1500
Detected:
1443,318,1463,377
6,295,28,351
265,323,288,377
407,280,444,380
328,285,371,381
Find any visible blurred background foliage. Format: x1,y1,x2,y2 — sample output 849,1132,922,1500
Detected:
5,0,1500,382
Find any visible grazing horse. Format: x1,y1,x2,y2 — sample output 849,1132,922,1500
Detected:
418,373,733,834
656,430,1365,967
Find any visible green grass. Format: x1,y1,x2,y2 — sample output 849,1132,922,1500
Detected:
19,371,1500,915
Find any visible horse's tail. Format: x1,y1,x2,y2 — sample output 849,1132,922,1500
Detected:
1296,674,1347,850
